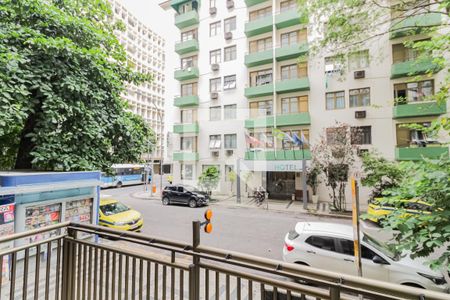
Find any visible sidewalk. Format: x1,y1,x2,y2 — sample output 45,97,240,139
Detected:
131,191,351,219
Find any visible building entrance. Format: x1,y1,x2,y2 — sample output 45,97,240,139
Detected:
266,172,296,200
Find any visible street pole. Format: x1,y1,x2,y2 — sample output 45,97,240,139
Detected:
236,158,241,204
159,112,163,197
301,144,308,209
351,177,362,278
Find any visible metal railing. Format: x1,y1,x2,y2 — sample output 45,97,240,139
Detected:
1,222,449,300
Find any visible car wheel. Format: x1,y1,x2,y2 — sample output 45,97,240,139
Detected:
188,199,197,208
116,181,123,188
162,197,170,206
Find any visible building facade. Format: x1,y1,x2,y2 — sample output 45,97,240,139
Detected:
111,0,167,171
163,0,449,207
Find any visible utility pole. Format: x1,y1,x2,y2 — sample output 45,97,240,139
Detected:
236,158,241,204
301,143,308,209
351,177,362,277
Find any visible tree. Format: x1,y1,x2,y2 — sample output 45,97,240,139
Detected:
306,165,321,196
361,151,403,200
198,166,220,195
311,123,359,211
227,170,237,194
0,0,154,171
301,0,450,274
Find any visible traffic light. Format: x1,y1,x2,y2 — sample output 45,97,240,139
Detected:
203,209,213,233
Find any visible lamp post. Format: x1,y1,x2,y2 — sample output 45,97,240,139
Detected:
150,102,164,196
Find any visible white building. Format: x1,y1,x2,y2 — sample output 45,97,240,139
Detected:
161,0,449,208
111,0,169,172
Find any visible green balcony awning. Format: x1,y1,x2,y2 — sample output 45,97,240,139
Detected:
393,102,446,119
391,58,442,79
390,13,442,39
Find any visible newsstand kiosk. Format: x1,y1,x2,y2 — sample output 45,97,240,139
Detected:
0,171,101,282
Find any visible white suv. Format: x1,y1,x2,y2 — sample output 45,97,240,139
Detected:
282,222,449,294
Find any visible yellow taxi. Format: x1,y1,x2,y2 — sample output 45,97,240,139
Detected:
99,198,143,231
367,198,432,223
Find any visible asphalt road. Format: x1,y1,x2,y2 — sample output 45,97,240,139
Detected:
101,184,350,260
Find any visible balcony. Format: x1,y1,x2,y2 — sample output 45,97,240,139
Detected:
275,43,308,61
174,95,199,107
244,49,273,67
245,15,273,37
393,102,446,119
244,83,274,98
276,77,310,94
174,67,199,81
391,58,442,79
175,39,199,55
245,112,311,129
173,122,199,134
244,0,269,6
173,151,199,161
390,13,442,39
175,10,199,29
245,149,311,160
275,10,308,29
171,0,192,9
395,146,449,161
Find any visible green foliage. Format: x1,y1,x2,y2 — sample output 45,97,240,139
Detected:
0,0,154,171
198,166,220,195
306,166,321,195
361,151,403,199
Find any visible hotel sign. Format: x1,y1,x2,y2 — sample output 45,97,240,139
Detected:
242,160,309,172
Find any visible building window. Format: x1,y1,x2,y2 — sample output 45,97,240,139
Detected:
250,131,274,149
210,77,221,92
224,16,236,32
280,29,307,47
281,63,307,80
280,0,296,12
181,109,196,123
326,127,347,145
249,69,273,87
392,40,427,63
181,164,193,180
181,29,197,42
281,96,308,114
181,136,196,151
224,104,237,120
394,80,434,104
224,45,237,61
210,106,221,121
210,21,221,37
181,82,197,96
348,50,369,70
325,56,344,74
351,126,372,145
224,134,237,149
225,165,235,181
249,6,272,21
181,56,197,69
249,37,272,53
209,135,221,149
210,49,221,64
178,2,194,14
223,75,236,90
249,100,273,117
349,88,370,107
396,122,435,147
326,91,345,110
209,0,216,8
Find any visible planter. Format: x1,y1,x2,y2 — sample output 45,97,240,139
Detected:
311,195,319,204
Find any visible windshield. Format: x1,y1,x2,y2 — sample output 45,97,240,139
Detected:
362,234,398,261
100,202,130,216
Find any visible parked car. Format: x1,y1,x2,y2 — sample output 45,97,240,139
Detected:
367,198,432,223
283,222,449,293
99,198,143,232
162,185,209,208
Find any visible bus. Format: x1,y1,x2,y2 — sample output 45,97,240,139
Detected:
101,164,150,188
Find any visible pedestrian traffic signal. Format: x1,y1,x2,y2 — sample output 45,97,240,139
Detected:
204,209,213,233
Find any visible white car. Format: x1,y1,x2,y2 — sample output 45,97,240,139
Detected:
283,222,450,294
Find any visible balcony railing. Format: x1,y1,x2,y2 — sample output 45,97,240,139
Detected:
0,222,448,300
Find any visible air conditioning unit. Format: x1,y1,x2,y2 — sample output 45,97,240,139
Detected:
354,70,365,79
210,92,219,100
211,63,220,71
211,151,219,157
226,0,234,9
226,149,234,156
209,7,217,15
224,32,233,40
355,110,366,119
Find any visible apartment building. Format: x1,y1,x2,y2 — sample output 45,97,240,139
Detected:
163,0,449,207
111,0,167,171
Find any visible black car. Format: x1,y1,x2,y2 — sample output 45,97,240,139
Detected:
162,185,209,208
